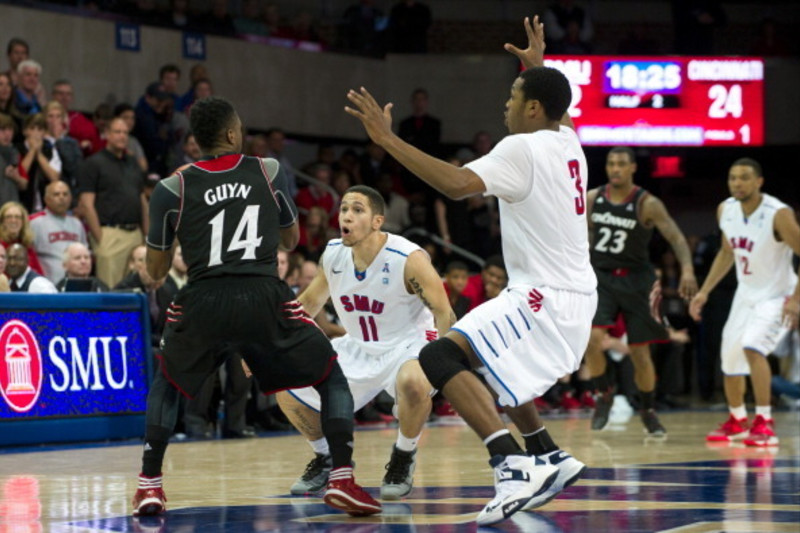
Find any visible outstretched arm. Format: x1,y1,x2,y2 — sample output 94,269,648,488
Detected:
643,195,698,299
689,203,733,320
345,88,485,200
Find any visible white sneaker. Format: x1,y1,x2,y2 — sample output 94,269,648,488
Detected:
475,454,558,526
521,449,586,511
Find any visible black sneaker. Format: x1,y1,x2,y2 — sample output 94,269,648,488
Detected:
591,393,613,430
380,446,416,500
290,453,332,494
640,409,666,435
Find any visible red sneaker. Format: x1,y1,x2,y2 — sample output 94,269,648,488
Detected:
560,391,582,411
743,415,779,447
579,390,596,409
323,467,382,516
132,488,167,517
434,400,457,417
706,415,749,442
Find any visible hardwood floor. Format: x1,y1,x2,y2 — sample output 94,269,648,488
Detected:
1,410,798,532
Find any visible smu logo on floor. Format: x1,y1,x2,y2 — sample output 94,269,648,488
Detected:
0,320,43,413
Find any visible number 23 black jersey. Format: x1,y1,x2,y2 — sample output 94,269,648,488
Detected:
147,154,298,282
589,185,652,270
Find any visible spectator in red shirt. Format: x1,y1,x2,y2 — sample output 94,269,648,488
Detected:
461,254,507,311
296,205,331,262
295,162,335,222
51,79,102,156
443,260,471,320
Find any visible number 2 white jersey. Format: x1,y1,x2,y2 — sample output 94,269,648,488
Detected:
720,193,797,303
323,233,436,356
465,126,596,294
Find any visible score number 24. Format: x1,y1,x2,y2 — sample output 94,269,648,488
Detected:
708,83,751,144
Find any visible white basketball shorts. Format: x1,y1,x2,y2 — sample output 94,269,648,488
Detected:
288,334,431,412
721,292,791,375
453,285,597,407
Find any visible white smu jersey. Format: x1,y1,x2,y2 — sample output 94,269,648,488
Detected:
323,233,436,356
466,126,596,294
720,193,797,303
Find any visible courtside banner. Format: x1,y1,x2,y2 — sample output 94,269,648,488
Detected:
0,294,152,424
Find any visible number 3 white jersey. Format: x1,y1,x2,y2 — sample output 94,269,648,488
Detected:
465,126,596,294
323,233,436,356
720,193,797,303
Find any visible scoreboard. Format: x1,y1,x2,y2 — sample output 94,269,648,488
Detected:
543,56,764,146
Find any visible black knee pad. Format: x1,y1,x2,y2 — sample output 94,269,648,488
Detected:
419,337,470,391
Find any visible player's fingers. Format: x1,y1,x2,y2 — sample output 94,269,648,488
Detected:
533,15,544,35
358,86,379,107
344,106,363,119
504,44,523,56
346,90,365,109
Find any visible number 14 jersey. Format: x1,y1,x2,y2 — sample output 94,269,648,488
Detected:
323,234,435,356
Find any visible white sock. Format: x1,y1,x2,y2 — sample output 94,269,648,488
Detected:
755,405,772,420
308,437,330,456
138,474,162,489
730,405,748,420
396,431,421,452
482,429,511,446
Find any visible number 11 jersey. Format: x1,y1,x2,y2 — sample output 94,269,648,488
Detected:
323,233,435,356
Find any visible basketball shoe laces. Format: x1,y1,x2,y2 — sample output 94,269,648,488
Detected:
300,454,330,482
384,450,413,484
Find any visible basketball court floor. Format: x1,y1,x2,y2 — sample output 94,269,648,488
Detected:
1,410,798,532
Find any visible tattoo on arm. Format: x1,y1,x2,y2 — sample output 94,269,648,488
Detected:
409,277,433,310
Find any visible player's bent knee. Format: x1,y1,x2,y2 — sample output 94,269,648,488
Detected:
396,361,434,403
418,337,470,391
397,375,433,406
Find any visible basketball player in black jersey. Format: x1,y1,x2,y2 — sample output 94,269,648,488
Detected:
131,97,381,519
585,146,697,435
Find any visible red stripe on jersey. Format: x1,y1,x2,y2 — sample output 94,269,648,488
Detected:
193,154,244,173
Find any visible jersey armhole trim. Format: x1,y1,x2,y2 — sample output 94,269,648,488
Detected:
174,171,185,233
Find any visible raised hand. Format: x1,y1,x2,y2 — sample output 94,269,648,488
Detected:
345,87,394,146
503,15,546,69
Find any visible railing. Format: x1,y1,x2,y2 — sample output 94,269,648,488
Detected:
402,227,486,269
